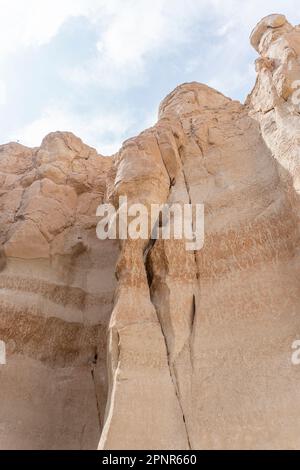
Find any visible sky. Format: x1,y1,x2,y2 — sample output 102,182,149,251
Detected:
0,0,299,155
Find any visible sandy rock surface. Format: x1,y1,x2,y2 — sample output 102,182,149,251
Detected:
0,14,300,450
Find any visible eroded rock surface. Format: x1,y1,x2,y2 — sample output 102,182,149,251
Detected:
0,14,300,450
0,132,119,449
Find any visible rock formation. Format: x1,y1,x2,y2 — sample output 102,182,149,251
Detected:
0,14,299,450
0,134,118,449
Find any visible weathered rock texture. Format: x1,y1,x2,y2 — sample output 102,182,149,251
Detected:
0,134,119,449
0,14,300,450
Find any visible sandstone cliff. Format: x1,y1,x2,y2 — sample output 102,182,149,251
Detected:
0,133,118,448
0,14,300,450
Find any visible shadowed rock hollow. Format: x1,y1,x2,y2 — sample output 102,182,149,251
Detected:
0,14,300,450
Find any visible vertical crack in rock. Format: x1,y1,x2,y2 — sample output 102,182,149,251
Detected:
145,239,192,450
191,294,196,333
177,140,200,306
142,123,201,449
91,352,102,432
156,312,192,450
154,135,172,187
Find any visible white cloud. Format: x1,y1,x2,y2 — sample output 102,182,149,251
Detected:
9,104,134,155
64,0,195,89
0,0,173,61
1,0,300,151
0,81,6,106
0,0,75,57
1,0,299,92
0,0,299,64
64,0,300,91
0,0,199,89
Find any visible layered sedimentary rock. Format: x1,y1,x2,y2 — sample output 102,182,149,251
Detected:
0,14,300,450
0,133,119,449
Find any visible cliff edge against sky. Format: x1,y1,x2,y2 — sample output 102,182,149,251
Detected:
0,14,300,450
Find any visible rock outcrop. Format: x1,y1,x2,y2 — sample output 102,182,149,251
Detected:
0,133,119,449
0,14,300,450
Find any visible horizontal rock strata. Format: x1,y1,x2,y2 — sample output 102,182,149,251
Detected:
0,13,299,450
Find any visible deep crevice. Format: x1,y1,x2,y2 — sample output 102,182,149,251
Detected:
144,237,192,450
91,352,103,433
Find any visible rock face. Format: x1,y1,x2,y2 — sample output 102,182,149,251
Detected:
0,133,119,449
0,14,300,450
249,14,300,199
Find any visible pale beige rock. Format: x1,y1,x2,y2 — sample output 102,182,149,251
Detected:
1,15,300,451
0,132,119,449
250,14,288,51
248,14,300,196
100,80,300,450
